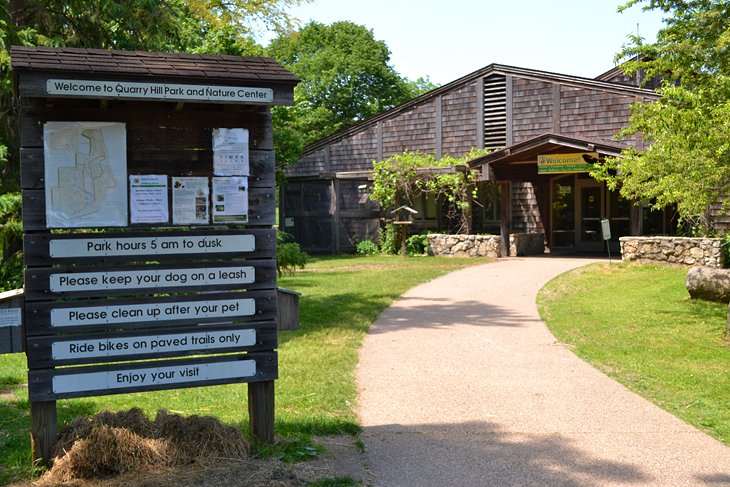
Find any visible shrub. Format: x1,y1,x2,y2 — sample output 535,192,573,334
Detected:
276,231,309,276
356,239,379,256
406,233,429,256
379,224,401,255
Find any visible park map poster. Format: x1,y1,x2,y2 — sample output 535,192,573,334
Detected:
43,122,128,228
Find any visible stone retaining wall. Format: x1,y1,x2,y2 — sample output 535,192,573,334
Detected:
619,236,725,268
427,233,545,258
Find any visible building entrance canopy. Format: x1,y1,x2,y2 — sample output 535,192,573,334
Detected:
467,133,649,253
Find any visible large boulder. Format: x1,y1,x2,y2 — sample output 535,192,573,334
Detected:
686,267,730,303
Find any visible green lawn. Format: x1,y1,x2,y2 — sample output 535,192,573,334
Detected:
0,255,481,483
537,262,730,444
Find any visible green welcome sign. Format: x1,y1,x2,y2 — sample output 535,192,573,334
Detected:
537,152,599,174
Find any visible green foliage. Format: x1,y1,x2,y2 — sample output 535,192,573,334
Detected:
721,234,730,268
355,239,379,256
253,435,322,463
370,148,489,233
307,477,362,487
379,223,401,255
0,192,22,290
276,231,309,276
406,233,429,256
592,1,730,233
267,21,437,164
0,252,22,292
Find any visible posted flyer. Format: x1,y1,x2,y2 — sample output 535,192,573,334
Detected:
172,177,209,225
129,174,168,224
212,128,249,176
212,176,248,224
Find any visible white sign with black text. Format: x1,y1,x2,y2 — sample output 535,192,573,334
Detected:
50,297,256,327
50,266,255,292
52,360,257,394
49,234,255,258
47,79,273,104
52,329,257,360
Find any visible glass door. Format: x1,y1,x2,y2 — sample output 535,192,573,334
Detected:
576,180,604,252
550,176,575,248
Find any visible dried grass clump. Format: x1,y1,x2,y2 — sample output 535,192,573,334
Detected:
40,408,250,484
155,409,249,460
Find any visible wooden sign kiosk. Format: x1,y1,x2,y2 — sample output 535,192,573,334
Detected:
11,46,298,465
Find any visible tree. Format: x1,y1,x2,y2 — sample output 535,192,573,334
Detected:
370,149,490,234
267,21,437,164
591,0,730,233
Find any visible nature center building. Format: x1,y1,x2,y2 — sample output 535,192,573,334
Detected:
281,63,670,254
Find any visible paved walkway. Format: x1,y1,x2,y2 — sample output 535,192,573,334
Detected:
354,257,730,486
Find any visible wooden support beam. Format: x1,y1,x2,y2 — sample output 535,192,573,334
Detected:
248,381,275,444
30,400,57,468
435,95,442,159
500,181,512,257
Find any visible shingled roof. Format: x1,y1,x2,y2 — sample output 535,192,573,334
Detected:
10,46,299,85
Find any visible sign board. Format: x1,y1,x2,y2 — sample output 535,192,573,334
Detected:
13,46,296,458
49,234,254,258
0,308,22,328
24,290,276,335
537,152,599,174
46,79,274,104
23,229,275,265
26,324,277,368
28,353,278,401
49,265,255,292
50,297,255,328
601,218,612,240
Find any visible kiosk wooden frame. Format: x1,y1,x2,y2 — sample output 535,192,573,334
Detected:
11,46,298,465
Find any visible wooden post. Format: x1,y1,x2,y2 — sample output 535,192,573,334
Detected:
500,181,512,257
400,224,407,257
248,380,275,443
30,400,57,467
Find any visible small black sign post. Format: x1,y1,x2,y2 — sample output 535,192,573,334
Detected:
11,46,298,466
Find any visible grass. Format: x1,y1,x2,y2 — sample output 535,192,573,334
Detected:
537,261,730,444
0,254,481,483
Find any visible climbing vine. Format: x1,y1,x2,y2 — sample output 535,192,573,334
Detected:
370,148,490,233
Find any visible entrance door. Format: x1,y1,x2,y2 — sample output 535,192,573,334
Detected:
576,180,604,252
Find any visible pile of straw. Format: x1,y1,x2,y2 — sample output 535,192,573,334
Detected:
41,408,250,484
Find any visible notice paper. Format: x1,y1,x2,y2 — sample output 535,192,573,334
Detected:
212,177,248,224
129,174,168,224
172,177,209,225
212,128,249,176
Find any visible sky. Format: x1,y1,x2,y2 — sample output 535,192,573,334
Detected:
279,0,667,86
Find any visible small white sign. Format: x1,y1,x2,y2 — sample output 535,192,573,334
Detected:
47,79,273,104
0,308,22,328
50,266,255,292
172,177,209,225
50,298,256,327
52,329,257,360
212,176,248,224
49,234,255,258
52,360,257,394
213,128,249,176
130,174,168,224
